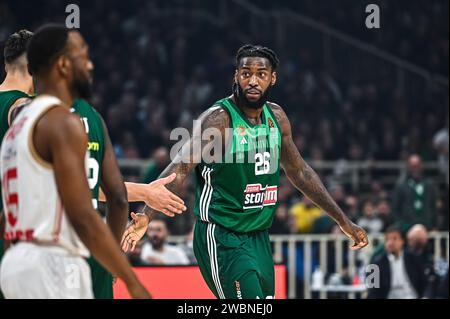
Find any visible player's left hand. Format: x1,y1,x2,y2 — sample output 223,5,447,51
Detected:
339,220,369,250
121,212,149,252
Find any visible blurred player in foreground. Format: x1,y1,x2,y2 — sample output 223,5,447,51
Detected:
0,29,34,299
0,25,149,299
122,45,369,299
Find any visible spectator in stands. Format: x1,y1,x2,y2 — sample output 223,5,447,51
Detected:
377,199,394,232
369,181,389,202
432,119,449,231
433,119,448,186
407,224,440,298
368,225,426,299
343,195,360,222
392,154,439,230
357,199,384,234
182,65,213,110
140,216,189,265
330,184,348,211
290,196,323,233
407,224,430,261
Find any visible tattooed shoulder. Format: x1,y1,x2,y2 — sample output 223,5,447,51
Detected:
267,101,291,136
201,105,231,133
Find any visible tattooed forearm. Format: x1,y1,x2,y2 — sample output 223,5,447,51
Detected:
295,161,347,225
270,102,350,226
141,106,230,222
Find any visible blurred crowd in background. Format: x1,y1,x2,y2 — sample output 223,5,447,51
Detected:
1,0,448,297
1,1,448,161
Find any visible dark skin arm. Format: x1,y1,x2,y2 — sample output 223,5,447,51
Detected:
121,101,368,251
99,118,129,244
35,106,149,298
269,102,368,249
121,106,230,251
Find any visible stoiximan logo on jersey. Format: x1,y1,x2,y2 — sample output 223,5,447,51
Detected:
243,184,278,209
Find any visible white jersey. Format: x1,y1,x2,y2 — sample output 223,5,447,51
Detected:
0,95,89,257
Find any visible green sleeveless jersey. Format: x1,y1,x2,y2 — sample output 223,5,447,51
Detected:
194,97,282,233
0,90,29,139
0,90,30,211
71,99,105,209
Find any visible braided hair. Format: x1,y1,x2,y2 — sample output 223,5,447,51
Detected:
235,44,280,70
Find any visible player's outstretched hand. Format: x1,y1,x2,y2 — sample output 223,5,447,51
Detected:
144,173,187,217
121,212,149,252
339,221,369,250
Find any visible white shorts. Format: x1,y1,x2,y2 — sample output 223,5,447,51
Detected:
0,242,93,299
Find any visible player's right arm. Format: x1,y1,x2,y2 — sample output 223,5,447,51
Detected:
35,106,150,298
98,177,187,215
121,106,230,252
270,103,368,250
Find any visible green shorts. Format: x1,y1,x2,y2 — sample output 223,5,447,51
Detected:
193,219,275,299
87,256,113,299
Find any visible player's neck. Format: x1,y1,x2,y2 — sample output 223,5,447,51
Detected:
231,95,264,125
35,79,74,108
0,71,33,95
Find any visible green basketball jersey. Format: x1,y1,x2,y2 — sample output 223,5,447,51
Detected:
71,99,105,209
194,97,282,233
0,90,29,139
0,90,30,211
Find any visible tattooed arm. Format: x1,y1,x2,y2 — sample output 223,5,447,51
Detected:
269,103,368,250
121,106,231,251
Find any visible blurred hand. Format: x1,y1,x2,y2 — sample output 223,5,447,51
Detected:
127,281,152,299
339,220,369,250
121,212,149,252
144,173,186,217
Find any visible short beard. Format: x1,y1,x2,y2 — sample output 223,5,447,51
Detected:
234,83,271,110
73,74,92,100
151,239,164,250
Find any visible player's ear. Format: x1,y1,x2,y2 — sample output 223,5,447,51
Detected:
234,70,238,84
271,71,277,86
57,55,70,78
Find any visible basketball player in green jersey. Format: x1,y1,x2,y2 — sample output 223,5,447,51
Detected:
0,30,34,299
72,98,185,299
122,45,369,299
